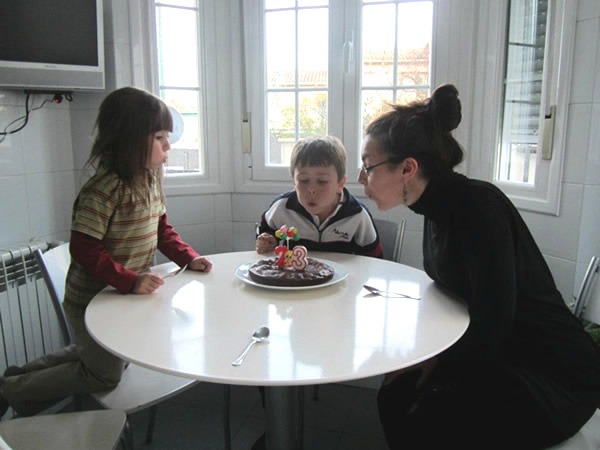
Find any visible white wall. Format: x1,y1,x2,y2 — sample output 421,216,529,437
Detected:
0,89,76,247
571,0,600,296
1,0,598,305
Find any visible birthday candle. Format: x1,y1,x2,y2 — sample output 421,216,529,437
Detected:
292,246,307,270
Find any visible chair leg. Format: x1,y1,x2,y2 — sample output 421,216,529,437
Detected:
299,386,305,450
224,384,232,450
145,405,158,443
124,418,134,450
119,433,129,450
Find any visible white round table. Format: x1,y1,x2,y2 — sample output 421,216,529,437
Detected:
86,251,469,449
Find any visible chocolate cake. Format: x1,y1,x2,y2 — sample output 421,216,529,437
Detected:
248,257,334,287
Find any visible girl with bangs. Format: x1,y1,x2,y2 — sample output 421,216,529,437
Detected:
0,87,212,417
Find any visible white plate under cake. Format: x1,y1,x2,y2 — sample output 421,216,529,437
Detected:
235,258,348,291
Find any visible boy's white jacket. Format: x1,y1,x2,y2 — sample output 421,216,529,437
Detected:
259,188,382,257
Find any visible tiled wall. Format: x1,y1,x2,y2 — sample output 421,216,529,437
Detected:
1,0,598,305
572,0,600,294
0,90,76,246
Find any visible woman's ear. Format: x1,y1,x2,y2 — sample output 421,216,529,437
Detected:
402,157,419,177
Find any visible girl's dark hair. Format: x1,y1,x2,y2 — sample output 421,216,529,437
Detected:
86,87,172,201
87,87,172,178
365,84,463,179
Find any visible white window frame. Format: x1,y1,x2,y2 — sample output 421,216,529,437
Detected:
469,0,576,215
128,0,233,195
241,0,478,193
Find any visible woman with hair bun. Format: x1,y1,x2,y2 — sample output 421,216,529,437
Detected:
359,84,600,448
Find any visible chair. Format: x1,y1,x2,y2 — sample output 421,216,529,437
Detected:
33,243,200,449
0,410,126,450
374,218,406,263
548,256,600,450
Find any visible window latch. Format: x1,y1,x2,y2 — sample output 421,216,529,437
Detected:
343,30,354,74
542,105,556,160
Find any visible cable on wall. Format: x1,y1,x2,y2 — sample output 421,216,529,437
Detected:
0,91,73,143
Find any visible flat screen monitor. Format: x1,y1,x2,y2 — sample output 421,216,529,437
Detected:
0,0,105,91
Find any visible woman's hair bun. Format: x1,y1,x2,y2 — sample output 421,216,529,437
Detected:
430,84,461,132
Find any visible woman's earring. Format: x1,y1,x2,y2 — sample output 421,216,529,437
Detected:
402,185,408,203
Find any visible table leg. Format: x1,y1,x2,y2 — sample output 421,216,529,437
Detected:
264,386,303,450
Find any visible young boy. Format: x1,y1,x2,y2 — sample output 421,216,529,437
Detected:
256,135,382,258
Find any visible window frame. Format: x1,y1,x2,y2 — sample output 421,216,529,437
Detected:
129,0,233,195
243,0,444,187
469,0,576,215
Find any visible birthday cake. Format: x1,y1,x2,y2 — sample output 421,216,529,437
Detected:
248,225,334,287
248,256,334,287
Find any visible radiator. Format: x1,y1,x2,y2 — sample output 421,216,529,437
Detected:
0,242,65,374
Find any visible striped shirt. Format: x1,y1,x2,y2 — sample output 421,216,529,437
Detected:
65,168,165,307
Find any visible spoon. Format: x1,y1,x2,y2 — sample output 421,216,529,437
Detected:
363,284,421,300
232,326,270,367
163,264,188,279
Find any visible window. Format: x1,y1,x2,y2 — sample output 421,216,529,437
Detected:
264,0,329,168
129,0,233,194
472,0,576,215
360,1,432,130
245,0,434,183
154,0,204,176
497,0,549,185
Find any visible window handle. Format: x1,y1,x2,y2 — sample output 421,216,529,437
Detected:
343,30,354,74
242,114,251,154
542,105,556,160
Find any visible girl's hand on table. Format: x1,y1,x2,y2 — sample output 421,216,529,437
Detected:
190,256,213,272
133,273,164,294
256,233,277,254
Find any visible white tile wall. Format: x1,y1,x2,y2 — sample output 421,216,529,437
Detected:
231,194,274,222
214,194,233,222
0,109,25,176
166,195,215,226
22,104,73,174
573,6,600,297
69,105,100,171
577,185,600,266
214,221,234,254
593,18,600,104
0,92,77,248
562,104,592,184
578,0,600,21
25,171,76,238
570,17,600,105
521,183,584,261
585,103,600,185
545,255,576,305
233,221,257,252
0,175,31,244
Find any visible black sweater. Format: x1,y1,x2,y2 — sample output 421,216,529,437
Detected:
409,172,600,390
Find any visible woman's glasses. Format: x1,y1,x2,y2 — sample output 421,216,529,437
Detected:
360,159,398,175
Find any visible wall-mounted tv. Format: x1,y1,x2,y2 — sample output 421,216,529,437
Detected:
0,0,105,91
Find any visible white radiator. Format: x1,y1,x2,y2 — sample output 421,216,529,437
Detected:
0,242,65,374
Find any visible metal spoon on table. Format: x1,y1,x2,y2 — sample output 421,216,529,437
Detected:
363,284,421,300
232,326,270,367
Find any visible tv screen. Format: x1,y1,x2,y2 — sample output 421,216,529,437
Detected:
0,0,105,91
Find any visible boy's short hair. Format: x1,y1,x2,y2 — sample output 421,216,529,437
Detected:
289,136,347,181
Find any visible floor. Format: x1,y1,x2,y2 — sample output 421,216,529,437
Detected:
77,382,388,450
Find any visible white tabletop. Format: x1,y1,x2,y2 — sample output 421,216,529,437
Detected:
85,251,469,387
